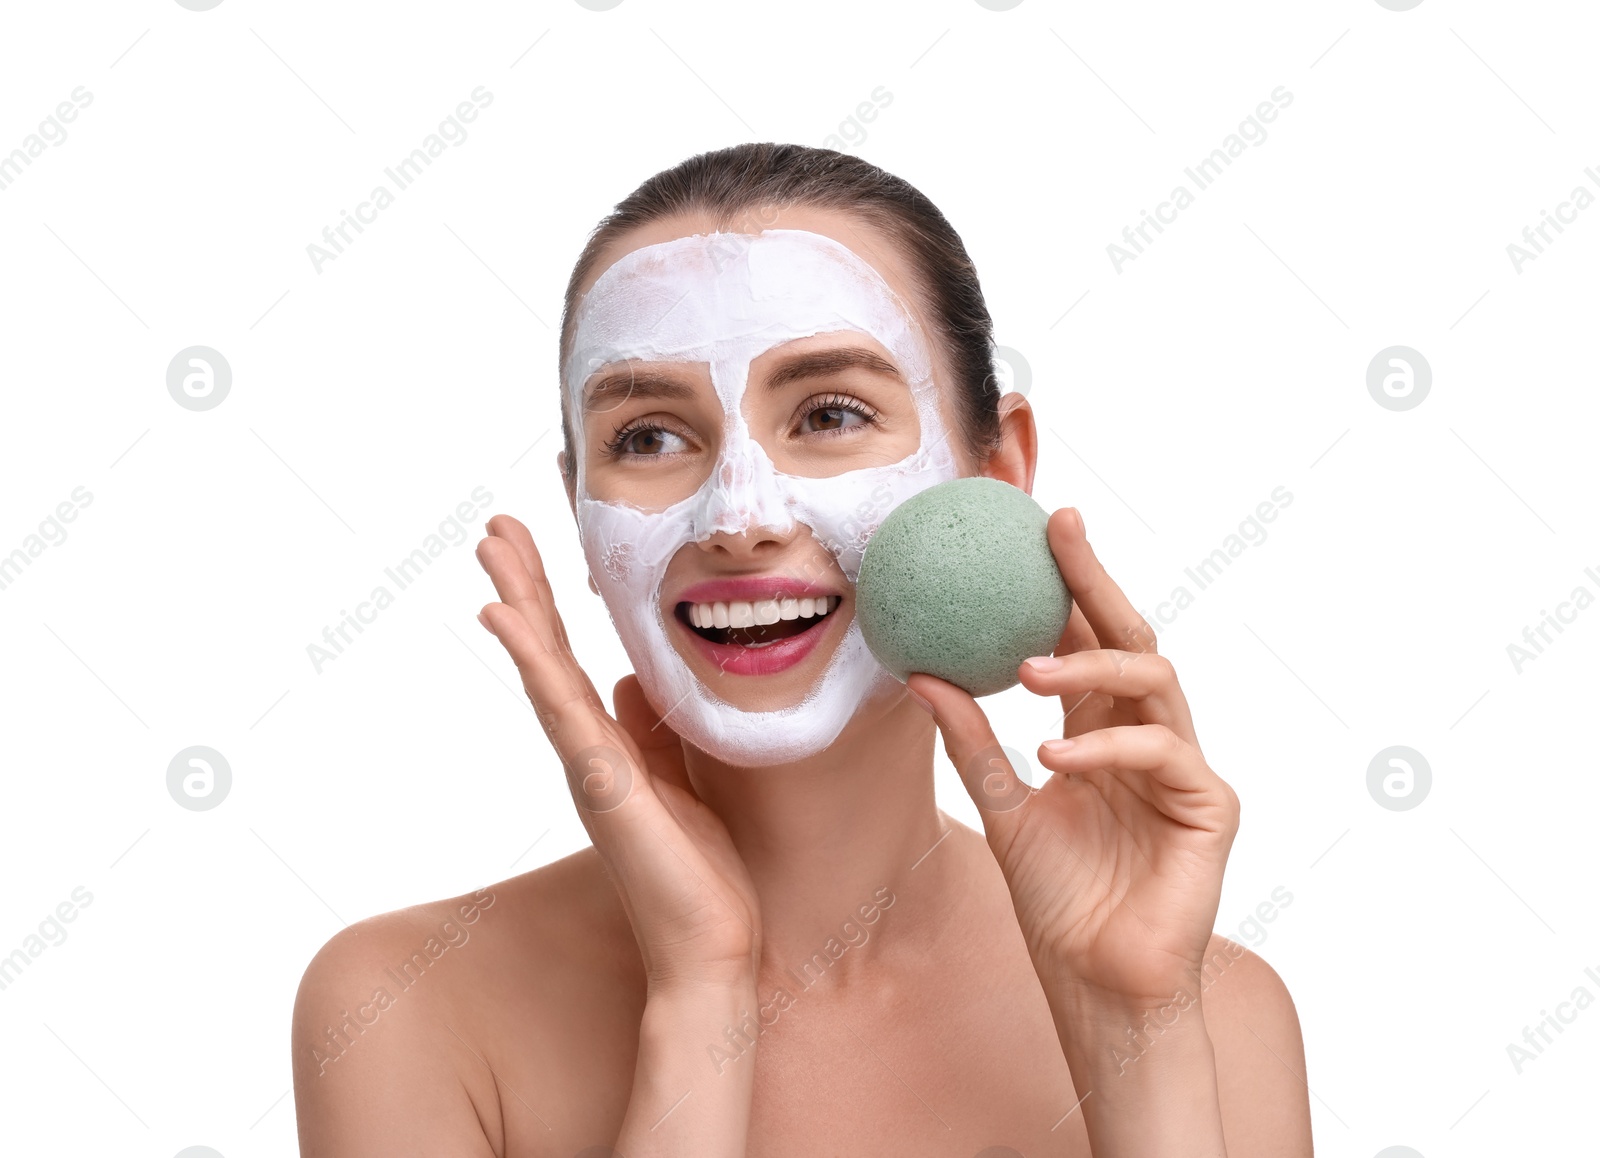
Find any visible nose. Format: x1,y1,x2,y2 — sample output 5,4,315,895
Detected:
693,523,798,565
689,435,798,554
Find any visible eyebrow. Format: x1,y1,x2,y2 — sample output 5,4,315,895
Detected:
582,346,903,413
762,346,904,390
583,369,697,413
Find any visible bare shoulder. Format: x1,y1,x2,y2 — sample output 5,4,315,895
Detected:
292,847,643,1157
1199,934,1313,1157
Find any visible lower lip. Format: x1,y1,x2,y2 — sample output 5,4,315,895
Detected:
675,604,842,676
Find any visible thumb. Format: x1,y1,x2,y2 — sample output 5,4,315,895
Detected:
906,672,1033,830
612,674,677,751
612,674,696,799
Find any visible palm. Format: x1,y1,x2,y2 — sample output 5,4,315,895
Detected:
909,506,1239,1006
476,515,761,984
608,676,763,975
994,732,1228,1003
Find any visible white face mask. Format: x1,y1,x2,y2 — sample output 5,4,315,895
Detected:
564,228,961,767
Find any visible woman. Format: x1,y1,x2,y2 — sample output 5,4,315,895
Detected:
292,143,1313,1156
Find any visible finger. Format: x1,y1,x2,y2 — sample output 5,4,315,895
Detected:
477,536,559,649
1018,649,1198,746
1037,724,1237,834
1049,602,1117,734
905,673,1032,834
483,513,574,652
474,524,643,821
1048,508,1159,658
1058,598,1101,656
476,535,607,716
479,602,666,842
478,599,607,750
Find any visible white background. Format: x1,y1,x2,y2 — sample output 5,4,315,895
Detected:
1,0,1595,1153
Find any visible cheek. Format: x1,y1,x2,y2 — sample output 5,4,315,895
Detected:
577,499,697,605
785,462,956,583
583,458,711,511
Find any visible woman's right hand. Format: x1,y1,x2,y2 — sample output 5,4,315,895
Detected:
475,513,762,992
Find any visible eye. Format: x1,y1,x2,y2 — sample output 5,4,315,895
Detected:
797,393,878,437
604,421,691,458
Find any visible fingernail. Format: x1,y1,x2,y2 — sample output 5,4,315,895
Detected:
477,611,493,633
906,686,935,715
1024,655,1063,672
1043,738,1076,754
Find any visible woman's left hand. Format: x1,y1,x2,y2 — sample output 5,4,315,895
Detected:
907,506,1240,1011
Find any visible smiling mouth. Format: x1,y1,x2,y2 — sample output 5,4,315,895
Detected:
675,596,842,649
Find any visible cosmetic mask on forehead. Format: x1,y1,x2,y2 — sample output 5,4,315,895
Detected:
564,228,961,767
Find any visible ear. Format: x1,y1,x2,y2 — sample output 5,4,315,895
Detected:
982,392,1039,494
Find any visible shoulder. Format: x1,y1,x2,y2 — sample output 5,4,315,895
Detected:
291,848,639,1156
292,881,504,1041
1199,934,1313,1156
296,845,633,996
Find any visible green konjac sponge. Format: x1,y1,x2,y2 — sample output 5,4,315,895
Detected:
856,477,1072,697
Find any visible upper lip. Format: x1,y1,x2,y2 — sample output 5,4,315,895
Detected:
671,575,843,607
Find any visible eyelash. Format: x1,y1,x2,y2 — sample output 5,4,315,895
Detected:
601,419,679,459
799,393,878,436
601,393,880,459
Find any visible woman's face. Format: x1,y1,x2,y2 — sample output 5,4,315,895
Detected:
561,205,971,766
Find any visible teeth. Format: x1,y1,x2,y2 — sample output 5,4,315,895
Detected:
687,595,837,631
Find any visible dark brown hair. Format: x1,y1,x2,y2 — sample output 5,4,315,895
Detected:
557,142,1003,483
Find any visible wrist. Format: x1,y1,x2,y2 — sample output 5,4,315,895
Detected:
1029,948,1208,1021
1048,985,1225,1157
1038,975,1214,1079
641,975,762,1041
640,973,764,1080
1053,980,1207,1027
622,975,759,1154
1031,968,1226,1155
645,967,760,1007
1059,997,1214,1080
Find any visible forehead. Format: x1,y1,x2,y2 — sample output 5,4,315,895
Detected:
565,213,937,410
573,205,923,306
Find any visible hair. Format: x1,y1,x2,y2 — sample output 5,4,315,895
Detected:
557,142,1003,486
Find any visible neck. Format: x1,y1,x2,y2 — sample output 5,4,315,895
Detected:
682,689,962,990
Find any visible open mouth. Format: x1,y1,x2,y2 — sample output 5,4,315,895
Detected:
675,595,842,649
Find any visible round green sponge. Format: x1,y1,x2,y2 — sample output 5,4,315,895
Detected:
856,477,1072,697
